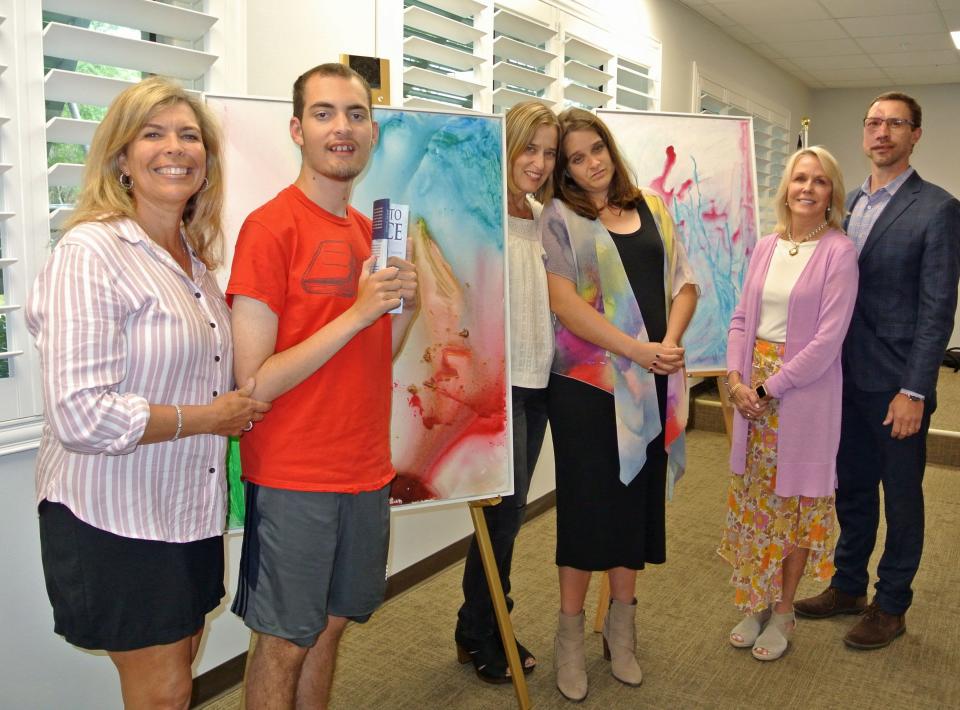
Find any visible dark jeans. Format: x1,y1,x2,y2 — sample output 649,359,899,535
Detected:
831,386,932,615
456,386,549,642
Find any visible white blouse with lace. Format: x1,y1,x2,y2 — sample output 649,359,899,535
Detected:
508,209,554,389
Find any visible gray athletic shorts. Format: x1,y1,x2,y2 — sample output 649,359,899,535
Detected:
231,481,391,647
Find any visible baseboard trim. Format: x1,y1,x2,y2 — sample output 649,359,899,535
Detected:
191,490,558,706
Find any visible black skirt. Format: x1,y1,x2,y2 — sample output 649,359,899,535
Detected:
548,373,667,571
38,500,225,652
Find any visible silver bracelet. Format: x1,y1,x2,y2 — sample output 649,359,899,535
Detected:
171,404,183,441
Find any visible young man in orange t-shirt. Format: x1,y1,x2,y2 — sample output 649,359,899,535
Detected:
227,63,417,709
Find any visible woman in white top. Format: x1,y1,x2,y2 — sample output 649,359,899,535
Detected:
719,146,858,661
455,100,558,684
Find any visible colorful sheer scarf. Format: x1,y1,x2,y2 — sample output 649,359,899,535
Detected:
545,193,688,496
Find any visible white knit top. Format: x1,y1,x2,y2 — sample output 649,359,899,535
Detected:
757,237,818,343
508,208,554,388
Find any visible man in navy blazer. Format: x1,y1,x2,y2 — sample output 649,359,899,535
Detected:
795,92,960,649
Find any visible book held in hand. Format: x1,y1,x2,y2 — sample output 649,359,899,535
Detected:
371,197,409,314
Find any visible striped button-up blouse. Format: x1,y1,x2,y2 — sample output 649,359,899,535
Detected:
26,218,232,542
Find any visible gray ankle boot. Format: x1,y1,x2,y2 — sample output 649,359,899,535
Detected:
602,598,643,686
554,610,588,701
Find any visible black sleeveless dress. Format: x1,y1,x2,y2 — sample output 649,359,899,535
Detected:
548,199,669,570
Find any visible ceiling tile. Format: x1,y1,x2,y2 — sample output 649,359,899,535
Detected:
704,0,829,23
741,20,849,41
792,53,878,70
770,56,803,72
884,64,960,81
838,13,946,37
723,24,764,44
871,49,960,66
819,79,896,88
747,42,783,59
942,9,960,26
776,38,864,57
695,5,738,27
820,0,938,17
936,0,960,10
813,67,897,81
855,33,957,52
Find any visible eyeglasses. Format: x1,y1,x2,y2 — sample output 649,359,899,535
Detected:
863,117,916,131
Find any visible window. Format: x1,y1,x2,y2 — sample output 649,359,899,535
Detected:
402,0,486,110
562,33,612,110
491,6,556,113
615,57,656,112
43,0,217,234
0,0,221,447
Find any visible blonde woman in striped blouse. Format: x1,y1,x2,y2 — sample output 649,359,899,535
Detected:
27,77,269,709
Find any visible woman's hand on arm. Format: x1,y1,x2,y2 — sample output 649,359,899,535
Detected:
138,379,272,444
547,273,683,372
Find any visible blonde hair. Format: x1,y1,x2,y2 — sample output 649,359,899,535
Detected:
505,100,559,203
64,76,225,268
554,107,643,220
773,146,846,236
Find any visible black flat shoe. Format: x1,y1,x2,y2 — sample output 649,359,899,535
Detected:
455,632,536,684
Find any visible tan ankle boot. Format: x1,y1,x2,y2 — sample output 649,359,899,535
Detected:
602,598,642,686
554,610,588,701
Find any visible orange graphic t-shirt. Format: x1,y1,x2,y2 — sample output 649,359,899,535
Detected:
227,185,394,493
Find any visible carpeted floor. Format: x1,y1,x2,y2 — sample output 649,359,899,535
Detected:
932,366,960,430
199,429,960,710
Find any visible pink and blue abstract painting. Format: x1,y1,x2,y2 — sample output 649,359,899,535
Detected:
598,110,760,373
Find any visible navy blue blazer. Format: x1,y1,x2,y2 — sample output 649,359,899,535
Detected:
842,170,960,398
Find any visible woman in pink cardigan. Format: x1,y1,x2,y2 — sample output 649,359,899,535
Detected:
718,146,858,661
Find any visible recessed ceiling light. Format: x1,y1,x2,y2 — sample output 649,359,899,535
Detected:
952,31,960,50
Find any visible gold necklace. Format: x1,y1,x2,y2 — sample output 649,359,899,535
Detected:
784,221,828,256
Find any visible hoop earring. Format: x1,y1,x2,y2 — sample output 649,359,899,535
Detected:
119,172,133,191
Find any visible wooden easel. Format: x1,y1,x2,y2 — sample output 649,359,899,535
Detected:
468,497,531,710
239,497,531,710
592,372,734,632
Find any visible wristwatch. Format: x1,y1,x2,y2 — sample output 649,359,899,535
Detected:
905,393,922,402
755,383,768,399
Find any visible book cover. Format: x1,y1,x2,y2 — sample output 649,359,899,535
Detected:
371,198,409,314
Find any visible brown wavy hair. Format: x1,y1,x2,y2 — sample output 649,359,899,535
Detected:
64,76,225,268
554,107,643,220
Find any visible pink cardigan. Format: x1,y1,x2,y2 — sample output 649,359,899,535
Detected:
727,230,858,497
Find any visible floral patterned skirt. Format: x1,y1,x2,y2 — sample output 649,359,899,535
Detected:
717,340,838,613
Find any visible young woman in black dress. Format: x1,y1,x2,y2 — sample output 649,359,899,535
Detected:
540,108,698,701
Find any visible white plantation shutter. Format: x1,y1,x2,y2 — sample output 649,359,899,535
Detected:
615,56,656,111
698,72,790,234
491,6,557,112
562,33,612,109
0,1,47,431
0,0,222,448
402,0,487,110
43,0,217,205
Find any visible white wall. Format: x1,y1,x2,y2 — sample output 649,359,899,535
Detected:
0,1,829,706
811,84,960,349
